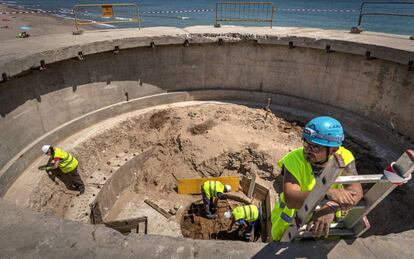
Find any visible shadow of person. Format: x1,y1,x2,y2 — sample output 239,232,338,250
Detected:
251,239,343,259
212,229,246,241
46,167,85,194
273,174,284,194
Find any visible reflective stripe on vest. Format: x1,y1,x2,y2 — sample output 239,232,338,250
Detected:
60,152,73,169
281,212,293,223
242,205,253,221
279,201,293,223
203,181,224,199
234,205,258,223
271,147,355,240
209,181,217,198
53,147,78,173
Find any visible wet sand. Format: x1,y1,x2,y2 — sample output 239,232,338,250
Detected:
0,4,75,41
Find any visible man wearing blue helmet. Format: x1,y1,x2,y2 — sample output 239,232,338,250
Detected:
271,116,363,240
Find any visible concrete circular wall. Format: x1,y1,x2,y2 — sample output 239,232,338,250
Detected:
0,26,413,257
1,27,413,196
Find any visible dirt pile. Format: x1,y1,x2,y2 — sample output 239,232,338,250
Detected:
26,102,412,237
194,143,275,179
181,200,254,241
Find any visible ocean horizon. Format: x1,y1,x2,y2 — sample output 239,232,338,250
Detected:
1,0,413,35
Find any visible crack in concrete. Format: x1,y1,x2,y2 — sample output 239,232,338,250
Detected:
360,239,380,259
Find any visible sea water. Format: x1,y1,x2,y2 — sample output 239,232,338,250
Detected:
1,0,413,35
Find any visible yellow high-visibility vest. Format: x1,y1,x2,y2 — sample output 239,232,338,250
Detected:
232,205,259,223
53,147,78,173
203,180,225,199
271,147,354,241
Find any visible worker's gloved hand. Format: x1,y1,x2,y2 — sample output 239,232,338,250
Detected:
308,206,335,238
326,189,357,210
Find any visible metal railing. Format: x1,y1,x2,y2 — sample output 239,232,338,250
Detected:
73,3,140,32
215,2,275,28
351,1,414,33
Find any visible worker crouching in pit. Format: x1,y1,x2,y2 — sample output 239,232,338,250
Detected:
271,116,363,240
40,145,85,195
201,180,231,219
224,204,262,242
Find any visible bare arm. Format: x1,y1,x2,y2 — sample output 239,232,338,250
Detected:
283,166,310,209
343,161,363,203
51,159,60,169
326,161,363,209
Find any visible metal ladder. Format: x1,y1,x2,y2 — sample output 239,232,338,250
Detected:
281,149,414,242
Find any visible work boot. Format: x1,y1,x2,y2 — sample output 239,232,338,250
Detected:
77,184,85,195
206,214,217,219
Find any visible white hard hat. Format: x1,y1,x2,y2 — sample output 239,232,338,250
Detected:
41,145,51,154
224,211,232,220
224,184,231,192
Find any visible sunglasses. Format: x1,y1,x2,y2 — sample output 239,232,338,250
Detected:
302,138,324,153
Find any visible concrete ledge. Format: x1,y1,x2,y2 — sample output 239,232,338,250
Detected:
1,26,413,81
1,198,413,258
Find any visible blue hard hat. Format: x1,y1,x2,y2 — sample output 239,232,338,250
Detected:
303,116,344,147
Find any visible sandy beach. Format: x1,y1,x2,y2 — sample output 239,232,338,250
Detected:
0,4,75,41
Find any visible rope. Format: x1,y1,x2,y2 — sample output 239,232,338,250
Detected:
0,8,360,16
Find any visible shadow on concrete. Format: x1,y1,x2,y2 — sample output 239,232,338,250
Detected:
251,240,342,259
46,167,85,193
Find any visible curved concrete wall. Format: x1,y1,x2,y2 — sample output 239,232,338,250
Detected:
0,27,413,196
2,198,413,258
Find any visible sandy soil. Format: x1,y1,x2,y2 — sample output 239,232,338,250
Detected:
25,103,301,233
5,101,414,238
0,4,76,41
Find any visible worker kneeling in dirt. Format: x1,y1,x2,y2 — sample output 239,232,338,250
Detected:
271,116,363,241
201,180,231,219
224,204,261,242
41,145,85,194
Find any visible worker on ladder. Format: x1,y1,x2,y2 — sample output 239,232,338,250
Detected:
224,204,261,242
271,116,363,240
201,180,231,219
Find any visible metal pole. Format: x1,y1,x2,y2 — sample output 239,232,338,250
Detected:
271,4,274,28
133,3,140,30
357,2,364,27
73,6,79,31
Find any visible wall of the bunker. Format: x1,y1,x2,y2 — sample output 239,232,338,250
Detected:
0,41,413,195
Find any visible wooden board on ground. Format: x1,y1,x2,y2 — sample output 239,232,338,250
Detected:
104,216,148,234
144,199,172,219
177,176,240,194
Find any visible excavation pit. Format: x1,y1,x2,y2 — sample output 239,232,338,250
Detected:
4,103,414,240
181,200,263,242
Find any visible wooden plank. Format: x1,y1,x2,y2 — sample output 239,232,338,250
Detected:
104,217,148,234
241,175,269,200
247,174,256,198
89,202,103,224
144,199,171,219
177,176,240,194
263,191,272,242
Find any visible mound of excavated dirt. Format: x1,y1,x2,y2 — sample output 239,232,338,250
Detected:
29,103,301,220
180,199,262,242
25,102,413,237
